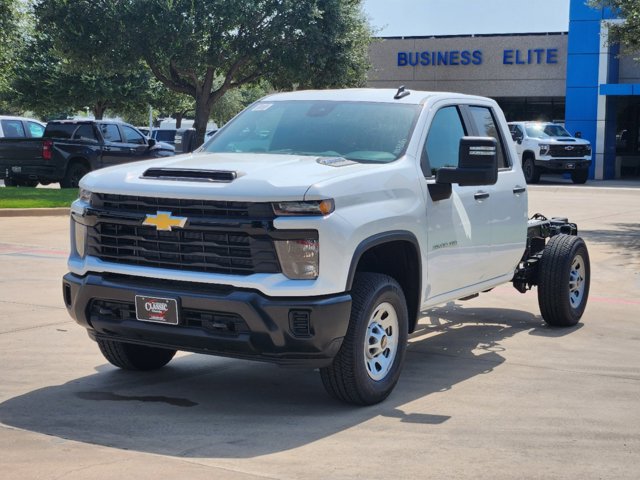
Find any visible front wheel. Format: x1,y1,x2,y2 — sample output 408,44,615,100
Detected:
538,234,590,327
97,339,176,370
571,169,589,184
320,273,408,405
523,156,540,184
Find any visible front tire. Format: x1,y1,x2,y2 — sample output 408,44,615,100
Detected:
97,339,176,370
571,169,589,184
523,156,540,184
320,273,408,405
538,234,590,327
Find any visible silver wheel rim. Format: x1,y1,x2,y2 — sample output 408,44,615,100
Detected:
364,302,399,381
569,254,586,308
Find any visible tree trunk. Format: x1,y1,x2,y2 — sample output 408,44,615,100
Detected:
93,102,107,120
193,94,212,149
174,112,183,129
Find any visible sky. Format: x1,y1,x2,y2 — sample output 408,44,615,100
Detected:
362,0,571,37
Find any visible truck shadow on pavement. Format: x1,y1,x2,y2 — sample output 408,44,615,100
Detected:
0,303,577,458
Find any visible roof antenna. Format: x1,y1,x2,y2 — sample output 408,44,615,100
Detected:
394,85,410,100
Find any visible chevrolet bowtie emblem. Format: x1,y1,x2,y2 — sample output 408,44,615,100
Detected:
142,211,188,231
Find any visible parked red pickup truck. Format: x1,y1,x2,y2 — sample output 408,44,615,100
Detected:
0,120,174,187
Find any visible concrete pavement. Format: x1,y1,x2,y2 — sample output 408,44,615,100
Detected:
0,184,639,479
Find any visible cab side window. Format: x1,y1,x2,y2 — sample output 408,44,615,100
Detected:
509,124,524,142
469,106,509,169
122,125,146,145
1,119,26,138
27,122,45,138
101,124,122,143
422,106,466,176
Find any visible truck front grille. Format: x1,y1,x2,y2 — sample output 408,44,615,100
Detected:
87,221,281,275
93,193,275,219
549,145,590,157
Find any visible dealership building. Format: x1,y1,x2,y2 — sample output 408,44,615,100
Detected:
366,0,640,180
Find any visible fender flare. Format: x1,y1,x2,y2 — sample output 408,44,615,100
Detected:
345,230,422,291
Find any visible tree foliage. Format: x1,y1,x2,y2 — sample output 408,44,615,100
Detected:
589,1,640,51
0,0,27,113
12,33,152,120
36,0,372,144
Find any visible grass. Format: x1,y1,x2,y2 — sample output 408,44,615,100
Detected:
0,187,78,208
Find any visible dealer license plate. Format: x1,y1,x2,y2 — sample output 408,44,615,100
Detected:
135,295,179,325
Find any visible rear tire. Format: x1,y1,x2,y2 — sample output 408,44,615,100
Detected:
538,234,590,327
320,272,408,405
97,339,176,370
523,156,540,184
61,162,89,188
571,169,589,184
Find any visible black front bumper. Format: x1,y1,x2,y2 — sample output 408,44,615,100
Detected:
63,273,352,368
535,159,591,171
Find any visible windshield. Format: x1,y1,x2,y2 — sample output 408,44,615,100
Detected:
525,124,572,139
203,100,421,163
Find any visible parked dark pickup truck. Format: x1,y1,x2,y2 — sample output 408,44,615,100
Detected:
0,120,175,187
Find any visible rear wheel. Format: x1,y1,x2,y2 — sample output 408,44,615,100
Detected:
538,234,590,327
61,162,89,188
571,169,589,184
320,273,408,405
97,339,176,370
523,156,540,184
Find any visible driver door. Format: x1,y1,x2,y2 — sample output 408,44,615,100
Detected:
419,104,495,300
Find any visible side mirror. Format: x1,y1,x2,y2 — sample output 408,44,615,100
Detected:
436,137,498,187
147,138,157,148
515,136,523,144
575,131,582,138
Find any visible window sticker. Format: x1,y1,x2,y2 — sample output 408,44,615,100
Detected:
252,103,273,111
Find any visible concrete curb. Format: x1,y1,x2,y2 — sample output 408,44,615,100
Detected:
0,208,70,217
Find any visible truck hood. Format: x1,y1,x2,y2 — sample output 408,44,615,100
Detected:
541,137,590,145
80,151,377,201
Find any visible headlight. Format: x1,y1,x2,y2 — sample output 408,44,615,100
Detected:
585,144,592,154
539,144,550,155
78,188,92,204
273,200,334,216
275,239,319,279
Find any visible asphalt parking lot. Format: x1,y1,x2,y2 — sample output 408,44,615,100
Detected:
1,182,639,479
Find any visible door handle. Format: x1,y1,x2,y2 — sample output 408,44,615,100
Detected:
513,185,526,194
474,191,490,201
103,146,112,151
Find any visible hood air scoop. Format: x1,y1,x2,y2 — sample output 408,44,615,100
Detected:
142,168,237,183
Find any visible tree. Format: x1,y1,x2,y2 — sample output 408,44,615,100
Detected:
0,0,27,113
36,0,372,145
589,1,640,52
148,80,195,129
12,33,152,120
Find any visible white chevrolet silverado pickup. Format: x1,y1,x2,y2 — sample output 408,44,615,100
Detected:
508,121,592,184
63,88,590,405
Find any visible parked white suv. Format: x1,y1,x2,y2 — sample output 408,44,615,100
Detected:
508,122,591,184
